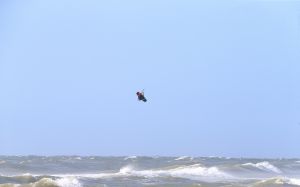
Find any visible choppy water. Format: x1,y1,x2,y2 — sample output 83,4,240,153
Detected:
0,156,300,187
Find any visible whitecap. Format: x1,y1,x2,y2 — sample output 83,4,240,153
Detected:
254,177,300,187
33,178,58,187
111,164,231,180
124,156,137,160
70,164,233,182
287,178,300,186
74,157,82,160
174,156,193,161
253,177,284,186
242,161,282,173
55,177,82,187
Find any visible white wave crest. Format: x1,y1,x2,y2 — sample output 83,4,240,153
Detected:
0,178,57,187
242,161,282,173
55,177,82,187
174,156,193,161
254,177,300,187
163,164,230,180
117,164,232,181
69,164,232,182
0,177,82,187
287,178,300,186
124,156,137,160
34,178,58,187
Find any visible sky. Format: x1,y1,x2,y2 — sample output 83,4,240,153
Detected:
0,0,299,158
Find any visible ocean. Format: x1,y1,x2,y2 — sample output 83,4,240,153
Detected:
0,156,299,187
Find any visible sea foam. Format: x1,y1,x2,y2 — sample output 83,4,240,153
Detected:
287,178,300,186
55,177,82,187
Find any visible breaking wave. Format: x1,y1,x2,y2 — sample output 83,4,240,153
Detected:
124,156,137,160
242,161,282,173
1,156,300,186
253,177,300,187
55,177,82,187
288,178,300,186
174,156,194,161
59,164,233,182
0,176,82,187
0,164,232,186
1,168,300,187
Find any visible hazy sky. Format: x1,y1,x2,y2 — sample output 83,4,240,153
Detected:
0,0,299,157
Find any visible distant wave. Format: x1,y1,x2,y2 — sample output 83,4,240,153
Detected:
124,156,137,160
74,157,82,160
174,156,193,161
242,161,282,173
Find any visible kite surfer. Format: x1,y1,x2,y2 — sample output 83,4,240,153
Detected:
136,90,147,102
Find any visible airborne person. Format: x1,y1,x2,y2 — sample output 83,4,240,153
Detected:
136,90,147,102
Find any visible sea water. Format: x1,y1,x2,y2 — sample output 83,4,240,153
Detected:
0,156,300,187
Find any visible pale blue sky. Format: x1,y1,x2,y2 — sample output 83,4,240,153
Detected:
0,0,299,157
